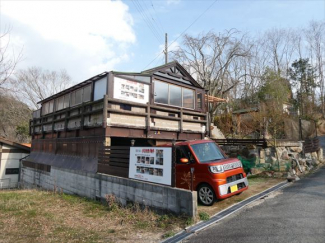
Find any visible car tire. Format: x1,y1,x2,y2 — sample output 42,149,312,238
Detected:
197,184,215,206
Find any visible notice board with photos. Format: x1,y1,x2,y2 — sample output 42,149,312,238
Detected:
129,147,172,185
113,77,149,104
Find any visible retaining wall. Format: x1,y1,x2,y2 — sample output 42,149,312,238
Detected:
21,166,197,217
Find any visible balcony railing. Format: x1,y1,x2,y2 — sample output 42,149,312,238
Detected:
30,95,208,135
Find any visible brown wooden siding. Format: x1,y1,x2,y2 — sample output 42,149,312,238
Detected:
31,136,104,158
97,146,130,178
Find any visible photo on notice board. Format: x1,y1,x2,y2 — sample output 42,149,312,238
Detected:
156,149,164,165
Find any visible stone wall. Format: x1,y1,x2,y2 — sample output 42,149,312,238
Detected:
222,140,324,177
21,166,197,217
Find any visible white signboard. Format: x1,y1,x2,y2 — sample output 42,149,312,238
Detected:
129,147,172,186
114,77,149,104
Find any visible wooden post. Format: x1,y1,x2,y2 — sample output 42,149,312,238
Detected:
146,103,151,132
171,139,176,187
165,33,168,64
103,95,108,128
180,108,183,133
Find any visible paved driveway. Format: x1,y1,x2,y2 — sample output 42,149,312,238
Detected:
186,166,325,243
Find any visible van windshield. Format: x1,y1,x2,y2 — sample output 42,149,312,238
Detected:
190,142,225,163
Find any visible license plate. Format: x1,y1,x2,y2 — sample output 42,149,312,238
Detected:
230,184,238,193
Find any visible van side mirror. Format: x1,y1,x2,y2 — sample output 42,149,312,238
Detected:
180,158,189,163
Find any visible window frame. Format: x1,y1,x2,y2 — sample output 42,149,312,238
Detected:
154,80,196,110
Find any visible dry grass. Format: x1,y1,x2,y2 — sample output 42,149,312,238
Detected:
0,190,192,243
0,176,285,242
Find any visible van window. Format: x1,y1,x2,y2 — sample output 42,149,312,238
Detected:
191,142,224,163
175,146,194,164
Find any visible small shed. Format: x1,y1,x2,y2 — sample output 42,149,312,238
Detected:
0,138,30,188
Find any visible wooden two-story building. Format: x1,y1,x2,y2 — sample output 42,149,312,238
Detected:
26,61,208,177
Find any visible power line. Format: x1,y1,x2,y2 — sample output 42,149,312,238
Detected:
150,0,166,33
141,0,165,37
133,0,162,42
135,0,164,39
132,0,163,43
143,0,218,69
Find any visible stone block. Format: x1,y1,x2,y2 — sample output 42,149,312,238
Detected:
290,147,303,153
317,148,323,161
143,183,153,193
126,186,135,196
135,188,144,197
135,195,144,204
251,167,265,175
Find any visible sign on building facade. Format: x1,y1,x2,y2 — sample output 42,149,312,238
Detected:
113,77,149,104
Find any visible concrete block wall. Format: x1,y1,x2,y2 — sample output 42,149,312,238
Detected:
21,166,197,217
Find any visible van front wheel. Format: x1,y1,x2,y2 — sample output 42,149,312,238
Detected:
197,184,215,206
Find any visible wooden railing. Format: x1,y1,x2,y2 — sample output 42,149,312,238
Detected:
303,137,320,153
30,95,207,135
213,138,268,148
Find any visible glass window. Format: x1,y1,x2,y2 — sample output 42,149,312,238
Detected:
75,88,82,105
183,88,194,109
83,85,91,102
94,77,107,101
48,100,54,113
70,91,76,106
197,93,203,109
119,75,150,84
191,142,225,163
154,81,168,104
169,85,182,107
5,168,19,175
176,146,195,164
56,96,64,111
42,102,49,115
63,94,70,108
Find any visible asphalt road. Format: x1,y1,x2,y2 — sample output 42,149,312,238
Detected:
185,166,325,243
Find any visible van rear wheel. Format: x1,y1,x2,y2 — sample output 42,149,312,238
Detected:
197,184,215,206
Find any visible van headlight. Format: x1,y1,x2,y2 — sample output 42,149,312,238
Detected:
209,165,224,173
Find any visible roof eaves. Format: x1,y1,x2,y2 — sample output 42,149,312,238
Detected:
0,137,31,152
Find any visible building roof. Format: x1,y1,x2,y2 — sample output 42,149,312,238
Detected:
143,61,203,89
232,107,259,114
0,137,31,152
206,95,227,104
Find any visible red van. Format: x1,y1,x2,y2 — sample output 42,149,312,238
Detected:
171,139,248,206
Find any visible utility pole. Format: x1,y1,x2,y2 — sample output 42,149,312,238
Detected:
164,33,168,64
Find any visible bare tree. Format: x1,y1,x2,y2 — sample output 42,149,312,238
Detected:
0,27,22,90
171,30,252,120
262,28,297,77
305,21,325,116
12,67,72,110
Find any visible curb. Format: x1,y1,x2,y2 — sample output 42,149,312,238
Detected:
162,180,289,243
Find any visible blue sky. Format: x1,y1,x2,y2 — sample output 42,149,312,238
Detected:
1,0,324,84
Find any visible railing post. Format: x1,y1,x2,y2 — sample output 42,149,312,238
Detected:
146,104,151,132
103,95,108,128
180,108,183,133
171,139,176,187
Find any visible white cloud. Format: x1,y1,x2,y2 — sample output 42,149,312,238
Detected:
167,0,181,5
1,0,136,82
